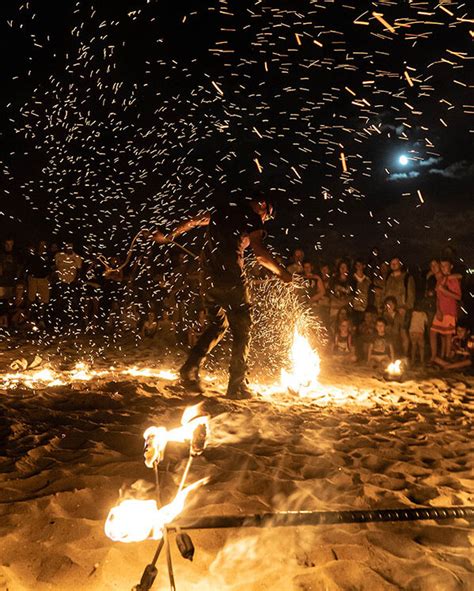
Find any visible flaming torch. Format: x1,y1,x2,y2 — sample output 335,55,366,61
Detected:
106,404,210,591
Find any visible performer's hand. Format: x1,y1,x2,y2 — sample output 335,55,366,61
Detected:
151,230,171,244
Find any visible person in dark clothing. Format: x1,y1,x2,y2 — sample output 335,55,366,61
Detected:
152,194,292,399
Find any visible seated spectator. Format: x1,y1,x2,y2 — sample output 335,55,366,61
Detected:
433,324,472,371
430,258,462,362
121,303,141,335
409,303,429,366
287,248,305,276
26,240,51,306
356,306,377,361
328,259,352,328
383,296,403,355
156,309,176,346
0,238,23,327
368,318,395,367
81,259,103,331
141,311,158,339
332,318,356,361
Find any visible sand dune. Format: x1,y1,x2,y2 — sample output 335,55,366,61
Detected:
0,343,472,590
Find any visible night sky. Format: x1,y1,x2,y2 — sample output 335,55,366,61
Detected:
0,0,473,261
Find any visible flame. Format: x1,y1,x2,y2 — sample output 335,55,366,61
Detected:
386,359,402,376
143,404,209,467
105,479,208,543
0,363,179,390
122,366,177,380
281,326,320,396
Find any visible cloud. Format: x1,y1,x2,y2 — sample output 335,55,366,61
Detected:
388,171,420,181
429,160,474,179
418,157,442,167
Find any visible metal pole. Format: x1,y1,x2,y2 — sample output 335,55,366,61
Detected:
170,506,474,530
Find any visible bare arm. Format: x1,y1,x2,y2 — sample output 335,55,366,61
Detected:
152,212,210,243
249,230,292,283
437,279,462,301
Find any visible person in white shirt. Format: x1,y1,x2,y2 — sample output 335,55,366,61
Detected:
53,243,82,331
54,243,82,285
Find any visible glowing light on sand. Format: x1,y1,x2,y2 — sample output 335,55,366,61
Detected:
281,326,320,396
386,359,402,377
105,479,208,543
122,367,177,380
0,364,178,389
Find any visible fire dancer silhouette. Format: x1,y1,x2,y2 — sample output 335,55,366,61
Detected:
151,191,292,399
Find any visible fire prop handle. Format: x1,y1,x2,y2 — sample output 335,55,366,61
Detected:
171,506,474,530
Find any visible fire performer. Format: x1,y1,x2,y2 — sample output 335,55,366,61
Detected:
151,192,292,399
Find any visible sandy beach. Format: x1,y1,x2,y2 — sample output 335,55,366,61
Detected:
0,341,472,590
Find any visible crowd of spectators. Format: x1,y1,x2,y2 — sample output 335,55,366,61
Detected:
278,247,472,371
0,237,472,372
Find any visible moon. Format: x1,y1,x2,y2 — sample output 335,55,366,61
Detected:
399,155,409,166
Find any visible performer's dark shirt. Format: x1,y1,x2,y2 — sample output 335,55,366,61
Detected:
202,202,263,287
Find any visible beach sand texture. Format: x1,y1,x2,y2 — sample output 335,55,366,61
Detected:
0,348,472,590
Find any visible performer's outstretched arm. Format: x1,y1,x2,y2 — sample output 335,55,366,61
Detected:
152,212,210,244
249,230,292,283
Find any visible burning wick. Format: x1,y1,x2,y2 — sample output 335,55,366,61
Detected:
385,359,403,381
104,479,208,543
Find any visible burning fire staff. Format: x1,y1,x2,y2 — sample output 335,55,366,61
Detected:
152,192,292,399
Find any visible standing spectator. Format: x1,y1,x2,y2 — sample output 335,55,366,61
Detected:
0,238,23,327
384,257,415,355
409,303,429,366
430,258,462,361
351,259,371,326
423,259,442,326
54,242,82,329
328,259,352,329
81,259,103,331
316,262,332,327
287,248,305,276
383,296,403,355
25,240,51,308
373,261,389,315
301,261,325,309
9,283,29,331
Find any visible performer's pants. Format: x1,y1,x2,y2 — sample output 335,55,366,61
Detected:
184,285,251,389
